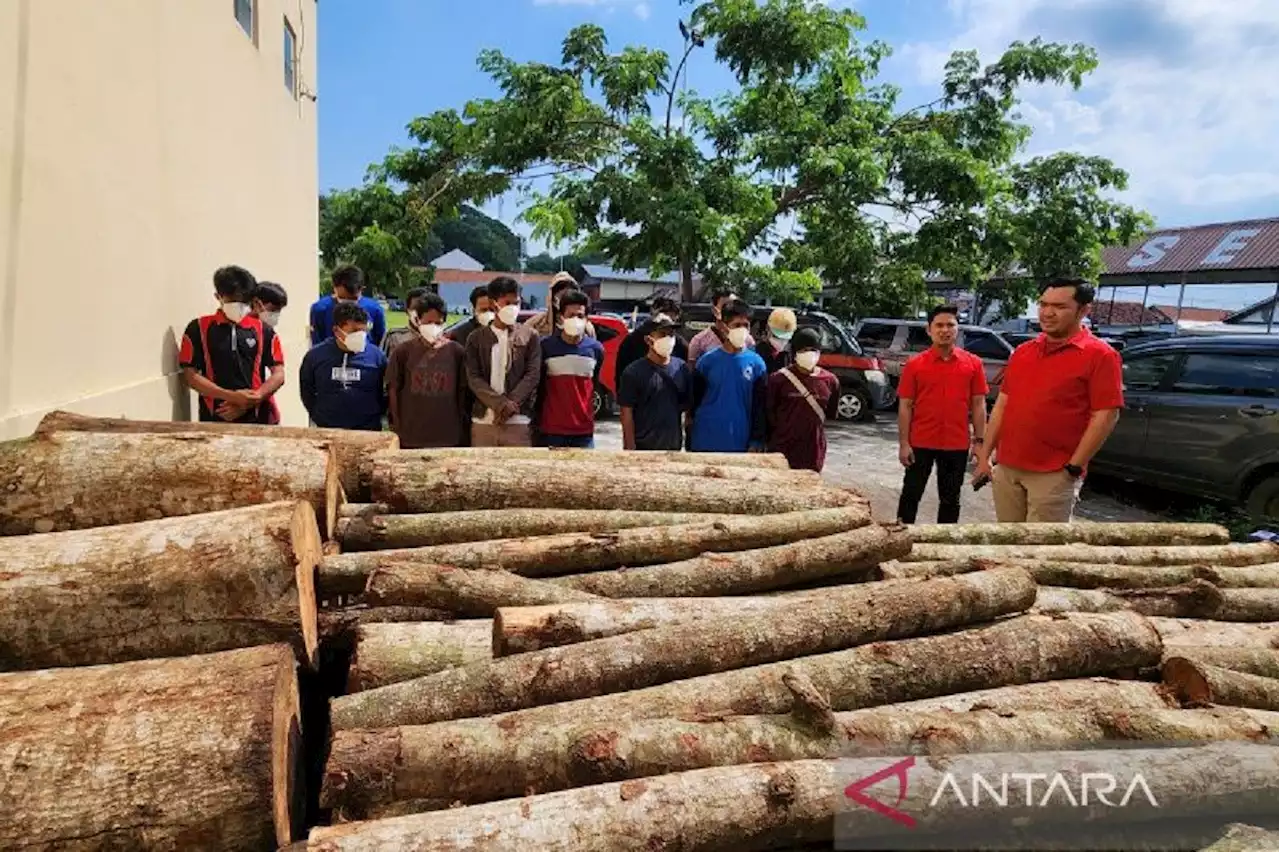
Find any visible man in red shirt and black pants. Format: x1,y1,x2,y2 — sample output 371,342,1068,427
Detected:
973,278,1123,522
896,305,989,524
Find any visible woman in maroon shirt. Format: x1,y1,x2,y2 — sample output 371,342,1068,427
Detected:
765,328,840,471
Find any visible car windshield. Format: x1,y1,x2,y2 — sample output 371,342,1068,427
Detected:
831,318,865,355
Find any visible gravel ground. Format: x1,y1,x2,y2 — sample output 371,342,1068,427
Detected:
591,418,1159,524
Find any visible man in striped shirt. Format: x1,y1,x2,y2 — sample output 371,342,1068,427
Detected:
535,290,604,448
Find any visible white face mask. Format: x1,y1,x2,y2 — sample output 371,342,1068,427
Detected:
727,327,750,349
561,316,587,337
476,311,495,327
221,301,250,322
651,336,677,358
497,304,520,326
795,350,820,371
341,330,367,353
420,323,444,343
259,310,281,328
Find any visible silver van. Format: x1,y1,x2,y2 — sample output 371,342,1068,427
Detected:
851,318,1014,402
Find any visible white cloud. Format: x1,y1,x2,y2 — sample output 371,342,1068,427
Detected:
895,0,1280,222
634,2,651,20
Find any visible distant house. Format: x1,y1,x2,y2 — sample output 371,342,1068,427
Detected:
428,249,484,271
580,264,698,312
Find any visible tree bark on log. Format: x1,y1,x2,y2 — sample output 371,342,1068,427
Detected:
907,521,1229,546
1150,618,1280,649
348,622,492,692
321,703,1275,816
875,676,1180,714
996,560,1280,590
1035,581,1280,622
549,524,909,598
332,568,1036,730
904,541,1280,566
0,430,338,536
876,558,990,581
331,610,1160,733
1164,657,1280,711
1200,823,1280,852
364,564,599,616
379,445,791,468
292,743,1278,852
320,506,872,593
0,500,321,670
370,456,864,514
1162,646,1280,679
336,508,741,550
0,644,304,850
35,408,396,501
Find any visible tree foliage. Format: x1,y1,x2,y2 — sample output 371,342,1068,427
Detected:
378,0,1149,314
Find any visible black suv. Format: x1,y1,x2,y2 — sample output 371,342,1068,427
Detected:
1091,334,1278,521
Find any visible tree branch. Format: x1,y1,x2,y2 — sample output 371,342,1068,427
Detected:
665,40,698,137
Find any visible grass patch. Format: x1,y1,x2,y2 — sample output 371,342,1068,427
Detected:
386,310,463,330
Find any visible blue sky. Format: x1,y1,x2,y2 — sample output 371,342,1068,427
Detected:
317,0,1279,309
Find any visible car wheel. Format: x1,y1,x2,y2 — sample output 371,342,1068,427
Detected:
837,387,873,423
1245,476,1278,524
592,387,613,419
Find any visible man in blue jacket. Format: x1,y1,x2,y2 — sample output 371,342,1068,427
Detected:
299,301,387,430
309,264,387,347
689,298,768,453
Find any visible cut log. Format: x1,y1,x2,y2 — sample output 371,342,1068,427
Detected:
363,564,599,615
1150,618,1280,649
0,644,304,850
292,743,1278,852
337,502,391,519
331,610,1160,732
321,705,1275,815
0,500,321,670
332,568,1036,729
320,506,872,593
907,521,1230,546
320,605,454,627
1164,657,1280,711
0,430,338,536
1035,580,1278,622
378,445,791,468
550,523,910,597
335,508,740,550
875,676,1180,714
348,622,492,692
904,541,1280,566
1003,560,1280,590
35,408,397,501
1201,823,1280,852
877,557,989,581
371,455,864,514
1162,646,1279,679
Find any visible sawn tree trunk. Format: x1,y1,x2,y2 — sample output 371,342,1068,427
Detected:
1161,646,1280,679
907,521,1229,546
0,500,321,670
1163,657,1280,711
0,644,304,850
875,676,1180,714
381,446,790,469
348,621,492,692
1035,580,1279,622
1150,618,1280,649
363,565,599,616
904,541,1279,566
994,560,1280,590
380,452,822,486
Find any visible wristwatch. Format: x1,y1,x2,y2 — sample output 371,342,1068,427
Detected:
1063,463,1083,479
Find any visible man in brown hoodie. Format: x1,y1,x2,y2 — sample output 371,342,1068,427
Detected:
464,276,543,447
524,271,596,338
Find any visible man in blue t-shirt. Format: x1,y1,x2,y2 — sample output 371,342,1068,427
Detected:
309,264,387,347
689,298,768,453
299,301,387,430
536,290,605,448
618,316,691,451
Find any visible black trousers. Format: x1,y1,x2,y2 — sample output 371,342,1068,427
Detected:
896,447,969,524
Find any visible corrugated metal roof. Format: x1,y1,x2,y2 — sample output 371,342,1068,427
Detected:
1102,218,1278,277
582,264,700,285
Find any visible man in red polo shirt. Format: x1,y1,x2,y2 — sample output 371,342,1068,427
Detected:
973,278,1123,522
896,305,989,524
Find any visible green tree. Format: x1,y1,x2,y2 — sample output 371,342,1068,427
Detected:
379,0,1148,309
318,183,430,296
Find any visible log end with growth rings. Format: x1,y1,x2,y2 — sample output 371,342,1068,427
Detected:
290,501,324,669
272,653,306,847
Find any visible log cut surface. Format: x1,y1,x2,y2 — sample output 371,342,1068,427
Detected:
1164,657,1280,711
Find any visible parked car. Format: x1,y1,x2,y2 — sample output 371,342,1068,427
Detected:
443,311,628,419
676,304,891,421
1091,334,1279,522
851,318,1014,402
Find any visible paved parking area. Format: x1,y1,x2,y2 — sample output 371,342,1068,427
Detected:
592,418,1159,523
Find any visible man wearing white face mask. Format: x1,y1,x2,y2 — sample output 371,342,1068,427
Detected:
689,298,768,453
380,287,429,358
619,316,691,451
298,301,387,430
464,276,542,447
387,292,467,448
536,289,605,448
249,281,289,424
766,327,840,471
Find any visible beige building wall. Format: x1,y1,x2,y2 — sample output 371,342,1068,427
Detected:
0,0,318,439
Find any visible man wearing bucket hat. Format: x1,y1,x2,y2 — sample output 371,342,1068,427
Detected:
759,307,797,374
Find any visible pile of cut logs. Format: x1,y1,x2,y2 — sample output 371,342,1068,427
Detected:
0,410,1276,851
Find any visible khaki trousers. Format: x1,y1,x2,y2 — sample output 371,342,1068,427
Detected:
992,464,1083,523
471,422,532,447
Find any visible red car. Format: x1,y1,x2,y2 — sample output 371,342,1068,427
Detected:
445,310,628,418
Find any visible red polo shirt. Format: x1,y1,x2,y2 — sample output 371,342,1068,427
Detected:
997,328,1123,472
899,347,989,451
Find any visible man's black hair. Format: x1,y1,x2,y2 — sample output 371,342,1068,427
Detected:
213,265,257,301
927,304,959,325
469,285,490,307
720,297,752,322
1041,277,1096,306
332,264,365,295
415,292,448,318
404,287,428,311
559,290,590,312
255,280,288,308
710,288,736,308
650,296,681,318
333,301,369,328
487,275,519,301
